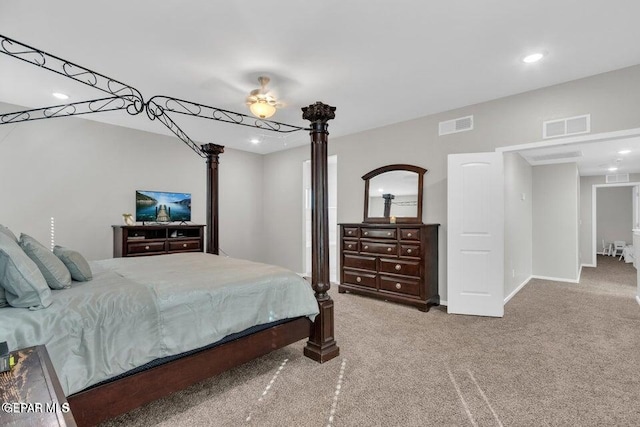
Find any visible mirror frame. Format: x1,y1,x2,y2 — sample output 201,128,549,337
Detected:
362,164,427,224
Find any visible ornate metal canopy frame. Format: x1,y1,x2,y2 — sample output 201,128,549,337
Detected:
146,96,308,158
0,34,144,121
0,33,309,157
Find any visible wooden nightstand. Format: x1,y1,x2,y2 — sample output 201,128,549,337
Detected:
0,345,76,427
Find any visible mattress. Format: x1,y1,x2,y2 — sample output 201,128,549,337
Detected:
0,253,319,395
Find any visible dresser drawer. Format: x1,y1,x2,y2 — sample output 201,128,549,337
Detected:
344,270,376,288
361,241,397,256
168,239,201,251
343,254,376,271
343,240,359,252
400,244,420,258
128,241,166,255
380,275,420,297
379,258,420,277
400,228,420,241
343,227,359,238
361,228,396,239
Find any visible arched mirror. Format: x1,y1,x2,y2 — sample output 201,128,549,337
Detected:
362,164,427,224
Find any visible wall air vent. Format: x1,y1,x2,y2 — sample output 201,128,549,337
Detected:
530,150,583,162
439,115,473,136
605,173,629,183
543,114,590,139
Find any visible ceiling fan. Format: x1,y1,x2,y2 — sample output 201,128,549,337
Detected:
246,76,282,119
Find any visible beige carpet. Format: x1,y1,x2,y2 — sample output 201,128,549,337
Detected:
103,255,640,426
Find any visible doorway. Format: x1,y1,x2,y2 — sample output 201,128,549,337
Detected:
592,183,640,267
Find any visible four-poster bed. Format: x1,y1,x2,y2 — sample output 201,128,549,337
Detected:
0,33,339,426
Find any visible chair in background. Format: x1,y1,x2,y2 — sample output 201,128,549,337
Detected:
612,241,626,259
601,239,612,256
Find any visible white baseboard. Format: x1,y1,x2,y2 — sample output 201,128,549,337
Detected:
440,299,448,306
636,295,640,306
577,264,583,283
504,275,532,304
581,263,596,268
531,274,579,284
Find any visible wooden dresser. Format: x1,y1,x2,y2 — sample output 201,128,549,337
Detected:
338,223,439,311
112,224,205,257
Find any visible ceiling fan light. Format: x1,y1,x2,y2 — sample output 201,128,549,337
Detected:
249,100,276,119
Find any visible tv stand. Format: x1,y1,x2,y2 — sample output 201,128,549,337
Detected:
112,224,205,257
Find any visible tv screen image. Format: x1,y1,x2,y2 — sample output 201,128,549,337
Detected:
136,190,192,223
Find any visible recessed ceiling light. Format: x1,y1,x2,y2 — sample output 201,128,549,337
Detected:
378,188,384,193
618,150,631,154
52,92,69,100
250,138,260,144
522,53,544,63
608,167,618,172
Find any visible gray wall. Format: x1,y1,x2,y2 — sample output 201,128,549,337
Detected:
597,186,633,248
4,64,640,300
579,174,640,265
532,163,580,281
504,153,533,297
0,103,264,261
262,65,640,301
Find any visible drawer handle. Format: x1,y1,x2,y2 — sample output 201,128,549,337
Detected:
387,247,392,252
348,244,353,249
145,245,150,250
408,233,413,237
364,231,369,236
395,264,402,271
356,277,362,283
395,283,402,289
387,232,391,236
348,231,352,235
183,243,188,248
364,245,369,250
407,249,412,254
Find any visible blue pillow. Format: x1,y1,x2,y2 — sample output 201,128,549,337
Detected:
53,246,92,282
19,234,71,290
0,224,18,243
0,233,51,309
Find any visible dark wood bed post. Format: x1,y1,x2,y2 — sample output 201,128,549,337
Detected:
302,102,340,363
201,143,225,255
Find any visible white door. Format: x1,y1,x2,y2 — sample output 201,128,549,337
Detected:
447,152,504,317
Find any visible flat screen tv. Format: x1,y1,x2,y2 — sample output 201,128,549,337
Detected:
136,190,191,223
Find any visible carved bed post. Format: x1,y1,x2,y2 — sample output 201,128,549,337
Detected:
302,102,340,363
201,143,225,255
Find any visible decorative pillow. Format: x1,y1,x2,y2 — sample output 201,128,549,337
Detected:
0,224,18,243
0,233,52,309
19,234,71,290
53,246,92,282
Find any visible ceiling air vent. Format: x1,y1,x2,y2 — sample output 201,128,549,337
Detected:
530,150,583,162
543,114,590,139
605,173,629,183
439,115,473,136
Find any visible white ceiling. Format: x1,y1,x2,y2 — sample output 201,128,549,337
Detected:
517,135,640,176
1,1,640,154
